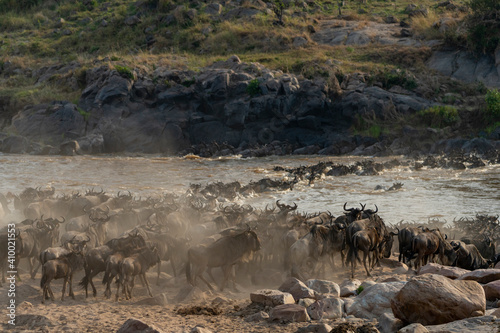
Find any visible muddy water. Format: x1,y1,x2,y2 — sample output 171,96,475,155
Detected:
1,154,499,225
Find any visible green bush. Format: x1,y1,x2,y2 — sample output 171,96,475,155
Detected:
114,65,134,80
418,105,460,128
78,107,90,121
466,0,500,53
485,89,500,121
379,69,418,90
356,285,364,295
246,79,261,96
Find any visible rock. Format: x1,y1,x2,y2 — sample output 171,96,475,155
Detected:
15,314,53,328
298,298,316,308
245,311,269,322
347,282,406,319
205,3,222,15
133,293,169,306
1,135,31,154
377,312,404,333
186,9,197,21
190,326,212,333
116,318,164,333
60,140,81,156
296,323,333,333
77,133,104,154
250,289,295,307
458,269,500,284
306,279,340,296
18,301,33,311
307,25,316,33
483,280,500,301
269,304,310,322
339,279,362,297
399,323,429,333
418,263,470,279
293,36,308,47
391,274,486,325
359,280,378,292
307,296,343,320
424,315,500,332
279,277,316,301
385,16,398,24
124,15,141,26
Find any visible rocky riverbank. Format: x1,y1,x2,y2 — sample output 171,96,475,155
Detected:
0,54,499,158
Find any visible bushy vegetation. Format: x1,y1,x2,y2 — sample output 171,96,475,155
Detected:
246,79,261,96
114,65,134,80
485,89,500,121
466,0,500,53
417,105,460,128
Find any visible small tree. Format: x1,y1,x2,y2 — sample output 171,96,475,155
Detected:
466,0,500,54
271,0,287,26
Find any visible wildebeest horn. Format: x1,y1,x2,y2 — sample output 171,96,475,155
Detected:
445,234,448,239
389,231,398,236
372,204,378,214
56,216,65,224
343,202,354,212
359,203,366,211
292,202,297,210
276,200,283,208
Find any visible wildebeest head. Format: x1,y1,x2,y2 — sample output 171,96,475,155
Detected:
246,230,261,252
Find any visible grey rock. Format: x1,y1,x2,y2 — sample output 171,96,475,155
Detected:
305,279,340,296
378,312,404,333
296,323,333,333
1,135,31,154
279,277,316,301
347,281,406,319
250,289,295,307
307,296,343,320
339,279,362,297
124,15,141,26
293,36,308,47
116,318,164,333
425,315,500,333
399,323,429,333
269,304,310,322
245,311,269,322
205,3,223,15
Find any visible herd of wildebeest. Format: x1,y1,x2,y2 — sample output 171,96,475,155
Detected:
0,181,499,304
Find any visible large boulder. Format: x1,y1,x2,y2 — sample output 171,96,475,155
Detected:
425,315,500,332
306,279,340,297
306,296,343,320
418,263,470,279
278,277,316,301
482,280,500,301
339,279,362,297
250,289,295,307
346,281,406,320
391,274,486,325
457,269,500,284
269,304,310,322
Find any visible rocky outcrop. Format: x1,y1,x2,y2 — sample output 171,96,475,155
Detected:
391,274,486,325
269,304,310,322
116,318,164,333
250,289,295,306
457,269,500,284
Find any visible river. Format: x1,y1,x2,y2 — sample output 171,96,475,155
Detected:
0,154,499,226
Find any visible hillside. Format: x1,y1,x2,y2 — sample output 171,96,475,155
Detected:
0,0,499,156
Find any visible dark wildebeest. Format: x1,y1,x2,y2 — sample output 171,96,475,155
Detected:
79,232,146,298
461,235,496,261
116,246,160,301
451,240,492,270
411,228,457,270
40,250,85,303
351,226,383,277
398,226,423,266
346,212,396,270
186,229,261,291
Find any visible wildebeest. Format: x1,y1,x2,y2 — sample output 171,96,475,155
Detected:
411,228,457,270
451,240,492,270
40,250,85,303
186,229,261,291
79,232,146,298
289,223,346,280
116,246,160,301
461,235,496,261
398,226,423,266
351,227,382,278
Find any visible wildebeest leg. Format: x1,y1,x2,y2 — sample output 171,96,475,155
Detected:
88,270,98,297
206,267,217,285
142,273,153,297
220,265,232,291
156,261,161,286
32,259,42,279
170,258,177,277
197,270,214,291
115,277,121,302
69,273,75,299
362,250,371,277
61,277,68,301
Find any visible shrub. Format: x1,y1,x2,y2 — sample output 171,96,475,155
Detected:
356,285,364,295
485,89,500,121
418,105,460,128
78,108,90,121
466,0,500,53
114,65,134,80
379,68,418,90
246,79,260,96
181,77,196,87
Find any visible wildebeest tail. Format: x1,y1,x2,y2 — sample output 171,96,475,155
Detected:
352,236,361,262
102,263,111,285
79,274,88,289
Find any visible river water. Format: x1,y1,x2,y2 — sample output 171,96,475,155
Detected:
1,154,499,226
